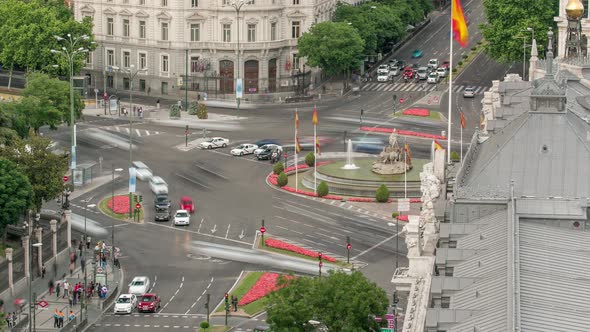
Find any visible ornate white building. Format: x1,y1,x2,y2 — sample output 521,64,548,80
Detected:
73,0,337,99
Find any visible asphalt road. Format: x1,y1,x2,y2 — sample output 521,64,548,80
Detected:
36,2,525,329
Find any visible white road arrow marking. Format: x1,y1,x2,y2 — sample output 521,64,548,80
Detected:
238,229,245,239
211,224,217,234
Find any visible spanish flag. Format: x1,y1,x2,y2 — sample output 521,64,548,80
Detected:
404,143,412,164
315,136,321,155
460,111,466,129
295,110,299,129
434,140,444,150
452,0,469,48
296,137,302,153
312,105,318,125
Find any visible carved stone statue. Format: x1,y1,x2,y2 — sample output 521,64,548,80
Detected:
419,163,441,255
372,130,413,174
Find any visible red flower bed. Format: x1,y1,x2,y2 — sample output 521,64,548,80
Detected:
360,126,446,140
238,273,294,306
410,198,421,203
107,196,130,214
265,238,337,262
402,108,430,117
396,215,409,222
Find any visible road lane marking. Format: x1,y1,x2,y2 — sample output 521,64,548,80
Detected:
276,225,289,231
194,163,229,180
186,277,214,314
198,218,204,233
351,232,401,260
147,221,251,246
135,129,142,137
225,224,231,239
175,172,211,189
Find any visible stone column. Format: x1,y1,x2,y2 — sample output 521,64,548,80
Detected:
6,248,13,291
50,219,58,257
22,235,30,278
35,227,43,274
64,209,72,248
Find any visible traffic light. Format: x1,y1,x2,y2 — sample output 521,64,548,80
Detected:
224,293,229,303
318,252,323,261
138,195,143,203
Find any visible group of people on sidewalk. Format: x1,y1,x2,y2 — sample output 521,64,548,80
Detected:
5,311,18,328
52,309,75,328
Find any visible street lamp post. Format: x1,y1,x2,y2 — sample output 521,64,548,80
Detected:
111,166,123,267
83,203,96,318
51,34,90,191
227,0,252,112
119,65,148,217
28,211,42,332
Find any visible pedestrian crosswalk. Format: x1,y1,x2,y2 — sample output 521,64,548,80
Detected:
103,125,161,137
361,82,488,94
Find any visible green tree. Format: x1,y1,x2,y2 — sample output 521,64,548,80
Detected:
197,103,208,119
169,104,181,118
22,72,84,127
0,103,21,143
317,181,329,197
277,172,288,187
273,161,284,175
0,134,68,210
0,158,33,232
450,151,460,162
375,184,390,202
297,22,365,76
267,271,388,331
480,0,556,62
305,152,315,167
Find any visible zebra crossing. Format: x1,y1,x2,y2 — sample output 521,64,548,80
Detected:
104,125,161,137
361,82,488,94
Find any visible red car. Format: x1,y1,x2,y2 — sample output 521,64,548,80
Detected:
138,293,161,313
441,61,450,70
402,67,414,79
180,196,195,214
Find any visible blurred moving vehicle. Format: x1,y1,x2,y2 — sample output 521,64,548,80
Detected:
179,196,195,214
351,137,386,154
412,49,423,58
132,161,152,181
149,176,168,195
254,144,281,155
128,276,150,295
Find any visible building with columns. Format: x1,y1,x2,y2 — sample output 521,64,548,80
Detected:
73,0,337,99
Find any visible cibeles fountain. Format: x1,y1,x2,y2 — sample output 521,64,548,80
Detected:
302,131,422,197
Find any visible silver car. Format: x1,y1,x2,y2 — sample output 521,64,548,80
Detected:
463,86,475,98
417,67,429,80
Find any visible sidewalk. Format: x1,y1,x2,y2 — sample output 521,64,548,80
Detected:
5,244,120,331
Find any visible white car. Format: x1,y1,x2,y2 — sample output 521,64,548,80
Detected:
132,161,153,181
417,67,429,80
174,210,190,226
377,64,389,74
149,176,168,195
436,67,447,78
128,276,150,295
254,144,281,156
389,66,400,76
114,294,137,314
427,72,439,84
428,58,439,70
199,137,229,149
231,143,258,156
463,86,476,98
377,73,389,82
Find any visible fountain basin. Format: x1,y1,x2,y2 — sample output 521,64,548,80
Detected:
301,158,426,197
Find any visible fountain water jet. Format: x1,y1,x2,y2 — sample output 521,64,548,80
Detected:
341,139,360,170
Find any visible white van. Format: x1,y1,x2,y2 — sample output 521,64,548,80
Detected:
132,161,153,181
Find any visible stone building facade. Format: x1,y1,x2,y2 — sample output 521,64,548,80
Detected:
73,0,337,99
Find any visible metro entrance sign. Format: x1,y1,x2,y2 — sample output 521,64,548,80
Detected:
37,300,49,308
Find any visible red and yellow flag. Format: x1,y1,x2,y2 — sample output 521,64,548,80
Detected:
460,111,466,129
434,140,444,150
312,105,318,126
296,137,302,153
295,110,299,129
452,0,469,48
404,143,412,164
315,137,321,155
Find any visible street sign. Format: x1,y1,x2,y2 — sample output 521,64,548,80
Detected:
398,198,410,212
129,167,136,193
135,203,141,210
96,267,104,274
37,300,49,308
260,226,266,234
63,175,69,182
236,78,243,99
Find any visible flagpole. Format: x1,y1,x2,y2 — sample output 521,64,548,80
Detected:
460,121,463,164
447,0,454,165
404,138,407,199
295,108,298,192
313,119,317,194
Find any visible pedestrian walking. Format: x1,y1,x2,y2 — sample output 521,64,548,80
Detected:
42,264,46,279
48,279,55,295
63,280,69,299
7,312,12,328
139,107,143,119
232,295,238,312
58,310,64,328
56,281,61,298
86,236,91,250
11,311,17,326
69,310,75,321
53,309,59,327
101,285,108,299
156,99,160,109
81,255,86,274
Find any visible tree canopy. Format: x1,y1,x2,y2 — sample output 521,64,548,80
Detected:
0,0,95,75
0,158,33,232
266,271,389,331
480,0,557,62
297,22,365,76
0,134,68,210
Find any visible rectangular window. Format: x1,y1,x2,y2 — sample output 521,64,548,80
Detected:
161,55,169,72
222,0,229,4
139,0,145,5
247,24,256,42
139,21,146,39
107,50,114,66
191,0,198,7
123,77,130,90
139,79,146,92
107,75,114,88
161,22,169,41
123,19,130,37
448,241,457,248
223,24,231,42
162,0,167,6
293,53,300,70
85,52,92,65
190,24,200,42
107,18,114,36
270,22,277,41
191,56,199,73
441,297,451,309
123,51,130,68
139,53,147,69
161,82,168,94
444,267,454,277
291,21,300,38
293,0,299,4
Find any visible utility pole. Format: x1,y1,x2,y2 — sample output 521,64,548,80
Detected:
185,49,188,112
318,252,323,277
205,293,210,324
